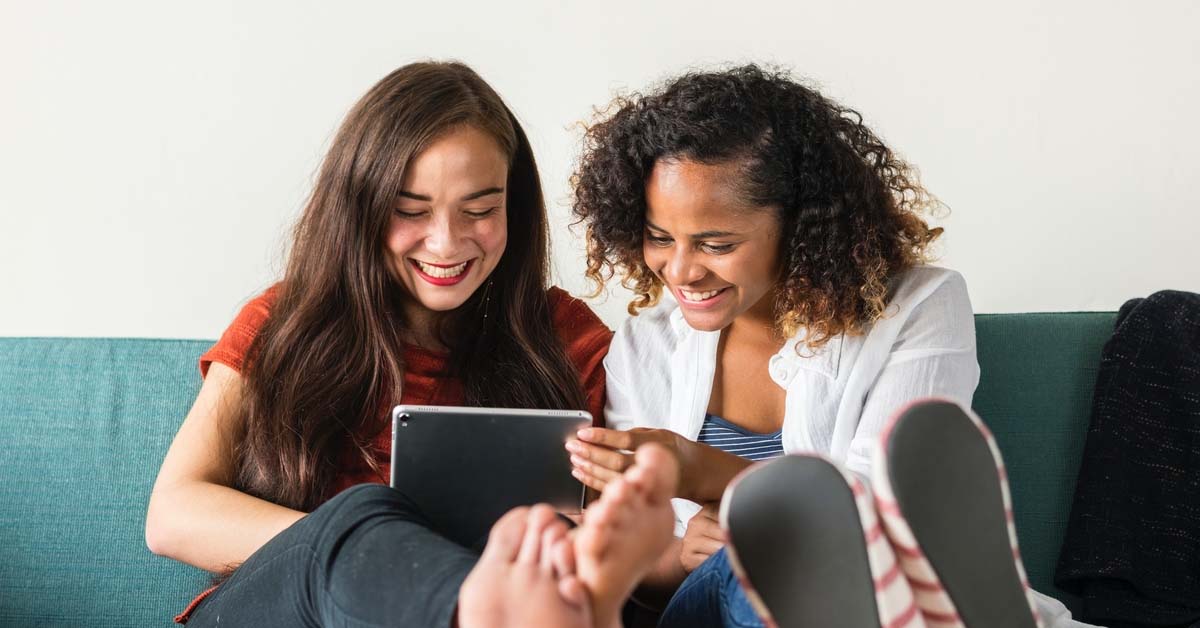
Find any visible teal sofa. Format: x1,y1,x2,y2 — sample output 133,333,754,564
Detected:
0,312,1115,625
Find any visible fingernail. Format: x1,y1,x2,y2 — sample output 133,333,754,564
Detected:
570,454,585,466
577,428,593,439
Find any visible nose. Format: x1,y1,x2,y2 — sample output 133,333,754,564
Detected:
663,245,706,287
424,213,461,260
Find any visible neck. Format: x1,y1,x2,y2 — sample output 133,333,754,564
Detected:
400,300,446,351
726,288,784,347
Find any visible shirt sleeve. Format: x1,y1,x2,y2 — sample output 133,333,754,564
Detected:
845,272,981,478
199,285,279,378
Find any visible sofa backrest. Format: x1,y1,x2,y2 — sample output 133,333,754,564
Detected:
0,338,211,625
0,313,1117,623
973,312,1116,611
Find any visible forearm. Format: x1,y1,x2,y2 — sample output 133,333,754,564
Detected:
146,479,305,573
683,448,753,504
633,537,688,609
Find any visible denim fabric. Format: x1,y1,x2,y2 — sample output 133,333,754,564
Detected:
658,548,763,628
187,484,478,628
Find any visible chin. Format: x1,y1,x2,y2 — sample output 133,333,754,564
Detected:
679,311,732,333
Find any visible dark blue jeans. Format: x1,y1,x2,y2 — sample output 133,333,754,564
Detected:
657,548,764,628
186,484,477,628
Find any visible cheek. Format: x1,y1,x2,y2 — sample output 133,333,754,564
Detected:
642,243,666,272
476,216,507,256
744,243,781,292
385,219,420,258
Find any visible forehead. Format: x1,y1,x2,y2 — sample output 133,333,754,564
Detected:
644,158,775,232
401,125,508,196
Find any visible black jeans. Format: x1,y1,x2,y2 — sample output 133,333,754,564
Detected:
187,484,478,628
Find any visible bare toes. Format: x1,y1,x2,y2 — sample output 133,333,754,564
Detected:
483,506,530,563
551,536,576,578
518,504,557,565
632,443,680,503
557,575,590,609
540,520,568,572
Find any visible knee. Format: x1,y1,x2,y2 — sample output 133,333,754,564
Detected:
314,483,415,523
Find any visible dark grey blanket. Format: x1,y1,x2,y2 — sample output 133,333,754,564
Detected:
1056,290,1200,627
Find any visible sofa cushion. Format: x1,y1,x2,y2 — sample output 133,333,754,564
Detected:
0,338,210,625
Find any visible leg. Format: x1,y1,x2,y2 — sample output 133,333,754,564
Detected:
873,398,1041,628
460,443,680,628
187,483,477,628
458,504,592,628
657,549,763,628
720,455,922,628
574,443,679,628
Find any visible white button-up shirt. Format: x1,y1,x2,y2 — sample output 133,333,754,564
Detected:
603,265,980,534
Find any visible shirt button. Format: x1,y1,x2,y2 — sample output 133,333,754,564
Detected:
773,365,790,381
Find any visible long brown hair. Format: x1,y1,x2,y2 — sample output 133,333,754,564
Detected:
235,61,587,512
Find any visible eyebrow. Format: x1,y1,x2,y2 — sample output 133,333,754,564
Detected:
398,186,505,202
645,219,738,240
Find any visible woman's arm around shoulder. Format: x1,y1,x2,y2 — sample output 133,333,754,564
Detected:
145,362,305,573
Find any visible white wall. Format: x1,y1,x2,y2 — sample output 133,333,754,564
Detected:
2,0,1197,339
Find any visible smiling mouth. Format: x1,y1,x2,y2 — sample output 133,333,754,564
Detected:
410,259,472,279
679,287,729,303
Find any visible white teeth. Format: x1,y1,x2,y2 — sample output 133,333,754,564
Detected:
415,260,468,278
681,289,722,302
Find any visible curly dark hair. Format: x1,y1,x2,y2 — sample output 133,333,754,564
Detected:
572,64,943,348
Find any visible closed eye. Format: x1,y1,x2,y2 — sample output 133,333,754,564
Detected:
701,243,736,255
645,234,673,247
394,209,427,219
464,207,499,218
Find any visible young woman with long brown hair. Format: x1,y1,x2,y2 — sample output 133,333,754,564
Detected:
143,61,670,628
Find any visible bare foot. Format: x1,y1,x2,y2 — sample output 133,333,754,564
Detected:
574,443,679,628
458,504,592,628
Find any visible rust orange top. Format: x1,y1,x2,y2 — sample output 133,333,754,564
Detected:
175,284,611,623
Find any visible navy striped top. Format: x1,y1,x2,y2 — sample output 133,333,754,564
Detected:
697,413,785,462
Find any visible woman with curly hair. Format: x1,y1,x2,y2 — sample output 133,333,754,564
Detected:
566,65,995,626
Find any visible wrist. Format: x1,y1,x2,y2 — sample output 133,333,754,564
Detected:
690,448,750,503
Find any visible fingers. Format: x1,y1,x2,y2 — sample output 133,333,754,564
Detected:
566,439,632,473
575,427,635,450
571,463,613,493
696,502,721,521
570,453,623,484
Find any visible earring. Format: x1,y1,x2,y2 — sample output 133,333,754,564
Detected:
481,279,494,320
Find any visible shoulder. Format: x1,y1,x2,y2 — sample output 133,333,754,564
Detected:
547,287,611,342
240,283,282,321
547,287,607,332
889,266,970,308
200,283,282,377
546,286,613,359
870,265,975,347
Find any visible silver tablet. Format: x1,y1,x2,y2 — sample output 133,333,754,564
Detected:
389,404,592,547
